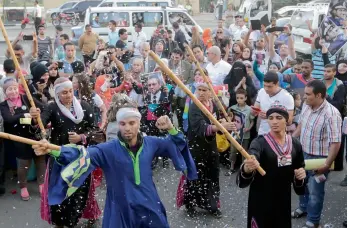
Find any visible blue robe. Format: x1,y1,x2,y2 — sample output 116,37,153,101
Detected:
48,130,197,228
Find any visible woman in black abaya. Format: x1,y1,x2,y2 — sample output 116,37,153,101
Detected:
237,104,306,228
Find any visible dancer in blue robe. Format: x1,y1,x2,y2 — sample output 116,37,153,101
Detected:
32,108,197,228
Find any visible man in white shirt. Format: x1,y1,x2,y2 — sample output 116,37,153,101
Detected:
229,16,248,41
252,71,294,135
206,46,232,86
133,23,147,57
34,0,42,35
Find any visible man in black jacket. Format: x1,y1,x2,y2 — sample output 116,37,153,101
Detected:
172,22,187,52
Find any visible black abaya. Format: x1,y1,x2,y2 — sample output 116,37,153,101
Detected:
237,136,305,228
184,102,220,211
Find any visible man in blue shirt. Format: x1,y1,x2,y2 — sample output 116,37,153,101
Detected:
58,42,82,78
108,20,119,46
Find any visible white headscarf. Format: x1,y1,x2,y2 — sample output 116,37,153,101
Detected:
54,80,84,124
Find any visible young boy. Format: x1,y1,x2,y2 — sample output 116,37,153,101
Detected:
225,89,255,175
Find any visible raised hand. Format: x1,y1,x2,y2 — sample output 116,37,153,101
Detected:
155,115,174,131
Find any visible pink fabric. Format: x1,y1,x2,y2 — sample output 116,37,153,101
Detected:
6,96,22,109
176,175,186,209
40,160,51,224
92,168,103,188
147,109,158,121
40,160,101,223
82,174,102,220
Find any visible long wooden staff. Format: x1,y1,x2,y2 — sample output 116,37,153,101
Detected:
150,51,266,176
0,132,60,150
184,44,239,138
0,18,46,137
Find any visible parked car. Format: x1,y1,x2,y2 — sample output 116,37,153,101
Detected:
71,6,202,46
290,2,329,55
61,0,102,21
97,0,172,7
46,1,78,20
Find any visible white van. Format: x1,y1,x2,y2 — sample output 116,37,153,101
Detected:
97,0,172,7
290,3,329,55
72,6,202,45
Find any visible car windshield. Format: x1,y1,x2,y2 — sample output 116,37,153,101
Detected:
61,2,77,9
291,9,314,29
116,2,169,6
90,12,130,27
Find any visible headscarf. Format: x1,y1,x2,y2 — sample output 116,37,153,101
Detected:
202,28,213,49
3,78,18,93
54,78,84,124
336,59,347,83
3,78,21,112
31,64,48,84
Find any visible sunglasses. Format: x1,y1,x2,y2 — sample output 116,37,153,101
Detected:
217,31,223,34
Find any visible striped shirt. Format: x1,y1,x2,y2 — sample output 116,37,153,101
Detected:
38,36,52,62
312,49,336,80
299,100,342,156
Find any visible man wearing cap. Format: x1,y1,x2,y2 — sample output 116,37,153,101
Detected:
328,2,347,26
32,104,197,228
238,103,306,228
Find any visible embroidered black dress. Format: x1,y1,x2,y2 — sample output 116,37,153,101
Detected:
184,102,220,212
237,134,306,228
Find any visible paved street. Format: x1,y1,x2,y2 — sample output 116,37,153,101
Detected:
0,12,346,228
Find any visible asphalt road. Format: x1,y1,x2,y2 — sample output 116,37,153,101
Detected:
0,13,346,228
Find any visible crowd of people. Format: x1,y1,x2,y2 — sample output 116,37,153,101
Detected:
0,9,346,228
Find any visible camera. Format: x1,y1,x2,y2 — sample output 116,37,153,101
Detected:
23,35,33,41
57,62,64,69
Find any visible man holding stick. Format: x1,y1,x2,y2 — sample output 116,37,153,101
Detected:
32,105,197,228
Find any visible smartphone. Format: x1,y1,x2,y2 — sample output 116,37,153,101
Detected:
23,35,33,41
266,27,285,33
57,61,63,69
39,79,46,84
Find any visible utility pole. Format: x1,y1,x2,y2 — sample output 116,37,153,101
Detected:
217,0,223,20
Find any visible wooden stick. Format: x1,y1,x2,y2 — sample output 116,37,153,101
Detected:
0,18,46,137
184,44,239,139
150,51,266,176
0,132,60,151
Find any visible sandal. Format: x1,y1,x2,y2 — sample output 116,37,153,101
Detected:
291,208,307,218
20,188,30,201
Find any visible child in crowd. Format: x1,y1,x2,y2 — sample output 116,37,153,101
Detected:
225,89,254,176
287,91,302,134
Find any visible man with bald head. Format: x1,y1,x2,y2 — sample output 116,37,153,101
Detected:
206,46,232,86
